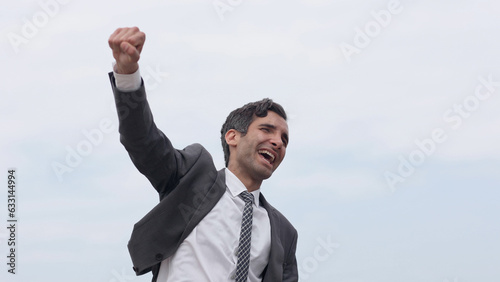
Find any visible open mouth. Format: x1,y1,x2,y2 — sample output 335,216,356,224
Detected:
258,149,276,165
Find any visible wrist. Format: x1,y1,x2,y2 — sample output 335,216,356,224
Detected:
114,62,139,75
112,62,142,92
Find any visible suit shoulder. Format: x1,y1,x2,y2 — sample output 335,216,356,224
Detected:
174,143,219,182
179,143,214,168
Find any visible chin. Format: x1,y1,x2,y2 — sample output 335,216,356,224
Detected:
259,169,274,180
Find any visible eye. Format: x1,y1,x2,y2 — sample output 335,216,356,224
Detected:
261,128,270,133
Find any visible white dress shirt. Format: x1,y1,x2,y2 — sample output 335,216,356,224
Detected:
112,69,271,281
156,169,271,281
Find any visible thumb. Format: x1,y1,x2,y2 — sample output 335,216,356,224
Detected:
120,41,140,62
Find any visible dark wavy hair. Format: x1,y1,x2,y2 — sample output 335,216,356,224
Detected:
220,98,287,167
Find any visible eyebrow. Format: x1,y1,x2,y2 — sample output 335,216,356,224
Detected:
259,123,289,144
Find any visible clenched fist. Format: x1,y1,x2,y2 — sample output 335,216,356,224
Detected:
108,27,146,74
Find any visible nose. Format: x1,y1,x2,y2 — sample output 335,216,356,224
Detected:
270,135,283,149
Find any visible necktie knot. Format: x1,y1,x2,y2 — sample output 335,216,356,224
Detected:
239,191,254,205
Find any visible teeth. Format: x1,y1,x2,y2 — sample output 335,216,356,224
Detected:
258,150,275,162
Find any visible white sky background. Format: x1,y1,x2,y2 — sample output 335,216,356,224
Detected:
1,0,500,281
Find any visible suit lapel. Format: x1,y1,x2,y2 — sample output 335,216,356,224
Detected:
260,193,284,282
182,169,226,237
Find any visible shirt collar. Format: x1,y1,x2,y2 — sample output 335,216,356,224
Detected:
225,168,261,207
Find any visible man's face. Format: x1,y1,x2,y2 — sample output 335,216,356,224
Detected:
229,111,289,183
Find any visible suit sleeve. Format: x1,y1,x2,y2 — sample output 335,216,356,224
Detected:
109,72,196,198
283,229,299,282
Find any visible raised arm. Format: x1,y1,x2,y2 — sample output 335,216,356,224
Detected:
108,27,204,199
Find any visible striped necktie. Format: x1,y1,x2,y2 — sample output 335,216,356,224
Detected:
235,191,254,282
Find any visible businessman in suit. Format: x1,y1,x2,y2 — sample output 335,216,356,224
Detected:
108,27,298,282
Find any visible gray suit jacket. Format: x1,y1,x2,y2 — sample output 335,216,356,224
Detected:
109,73,298,282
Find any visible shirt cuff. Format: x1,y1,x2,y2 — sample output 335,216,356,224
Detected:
112,63,142,92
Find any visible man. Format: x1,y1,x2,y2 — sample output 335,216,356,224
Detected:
108,27,298,282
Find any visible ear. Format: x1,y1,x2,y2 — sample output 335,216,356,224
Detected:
225,129,240,147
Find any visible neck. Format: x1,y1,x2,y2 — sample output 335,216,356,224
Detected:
227,166,262,192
